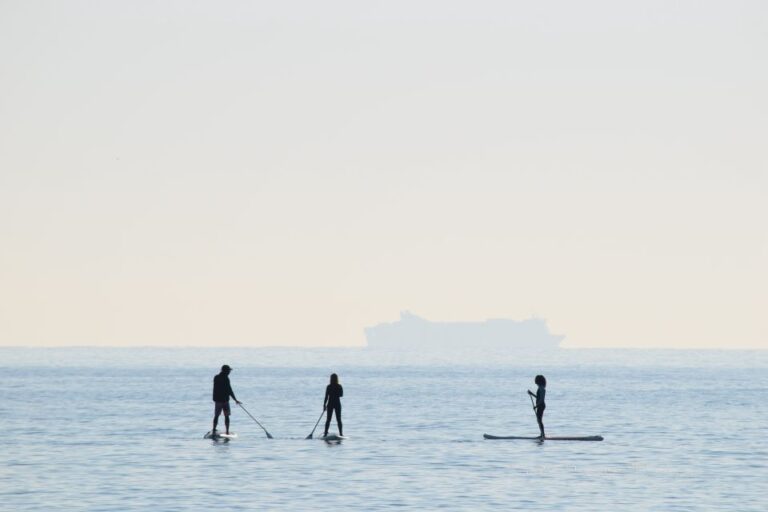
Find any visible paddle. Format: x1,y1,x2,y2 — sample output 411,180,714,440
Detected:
238,403,274,439
305,409,326,440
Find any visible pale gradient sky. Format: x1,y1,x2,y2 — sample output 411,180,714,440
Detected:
1,1,766,348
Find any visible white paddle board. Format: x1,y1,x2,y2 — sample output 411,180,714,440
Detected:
318,434,347,441
204,431,238,440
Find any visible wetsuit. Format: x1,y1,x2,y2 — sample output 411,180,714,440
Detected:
323,383,344,436
535,384,546,437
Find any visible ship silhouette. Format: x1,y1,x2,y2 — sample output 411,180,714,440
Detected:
365,311,563,349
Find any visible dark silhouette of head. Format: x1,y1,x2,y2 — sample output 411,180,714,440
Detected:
330,373,339,385
535,374,546,387
221,365,232,375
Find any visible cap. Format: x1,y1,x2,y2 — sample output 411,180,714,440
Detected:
221,364,232,372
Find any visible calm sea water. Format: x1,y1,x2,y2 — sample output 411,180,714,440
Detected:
1,348,767,511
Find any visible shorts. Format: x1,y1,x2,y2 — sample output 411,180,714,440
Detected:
214,401,231,416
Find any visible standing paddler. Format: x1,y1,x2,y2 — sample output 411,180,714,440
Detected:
212,364,241,435
527,374,547,439
323,373,344,437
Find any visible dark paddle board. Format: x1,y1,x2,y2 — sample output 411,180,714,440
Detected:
484,434,603,441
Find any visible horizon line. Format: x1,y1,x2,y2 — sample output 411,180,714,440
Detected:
0,345,765,351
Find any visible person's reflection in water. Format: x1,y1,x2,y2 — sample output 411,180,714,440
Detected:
323,373,344,437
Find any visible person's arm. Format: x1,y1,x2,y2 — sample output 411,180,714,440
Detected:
339,385,343,398
527,389,538,409
323,386,329,410
536,388,544,406
228,378,241,404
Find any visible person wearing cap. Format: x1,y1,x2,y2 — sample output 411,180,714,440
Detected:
212,364,241,435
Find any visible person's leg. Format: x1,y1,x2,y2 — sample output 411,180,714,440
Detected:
324,407,333,436
536,405,545,438
224,402,231,434
213,403,222,431
335,404,343,436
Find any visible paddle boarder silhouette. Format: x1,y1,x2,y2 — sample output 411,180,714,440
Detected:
323,373,344,437
527,374,547,439
212,364,241,435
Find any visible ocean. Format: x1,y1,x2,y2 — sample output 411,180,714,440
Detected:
1,347,766,511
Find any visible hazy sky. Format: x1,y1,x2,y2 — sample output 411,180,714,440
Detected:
1,1,765,348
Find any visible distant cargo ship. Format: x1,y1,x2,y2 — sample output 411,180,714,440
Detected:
365,312,563,349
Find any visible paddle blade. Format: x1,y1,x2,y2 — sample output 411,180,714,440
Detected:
266,432,274,439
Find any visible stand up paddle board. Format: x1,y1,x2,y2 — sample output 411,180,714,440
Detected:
483,434,603,441
318,434,347,441
204,431,238,440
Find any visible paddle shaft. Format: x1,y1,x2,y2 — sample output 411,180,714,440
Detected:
238,403,274,439
306,410,325,439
